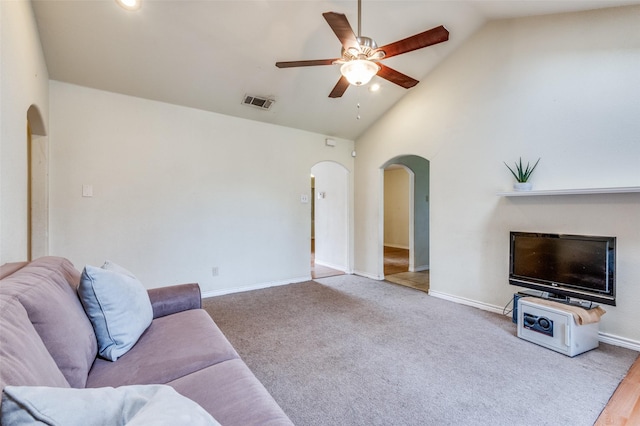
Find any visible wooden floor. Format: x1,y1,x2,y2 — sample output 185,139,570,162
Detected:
383,246,429,292
596,354,640,425
385,270,430,293
383,246,410,275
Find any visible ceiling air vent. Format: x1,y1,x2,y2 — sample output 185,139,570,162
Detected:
242,94,275,111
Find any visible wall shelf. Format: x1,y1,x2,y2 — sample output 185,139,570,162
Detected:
497,186,640,197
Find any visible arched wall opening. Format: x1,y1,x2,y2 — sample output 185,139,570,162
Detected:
311,161,350,276
27,104,49,260
383,164,414,271
380,155,430,280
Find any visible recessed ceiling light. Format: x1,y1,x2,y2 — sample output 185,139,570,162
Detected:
116,0,141,11
369,83,381,92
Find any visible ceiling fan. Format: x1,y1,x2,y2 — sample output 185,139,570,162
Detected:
275,0,449,98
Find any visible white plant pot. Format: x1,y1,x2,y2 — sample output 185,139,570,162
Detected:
514,182,533,191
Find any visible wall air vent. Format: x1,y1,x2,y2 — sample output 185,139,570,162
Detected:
242,94,275,111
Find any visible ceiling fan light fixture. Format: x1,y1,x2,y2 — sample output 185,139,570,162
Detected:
116,0,141,11
340,59,380,86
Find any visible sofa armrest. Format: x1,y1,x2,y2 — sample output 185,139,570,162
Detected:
147,283,202,319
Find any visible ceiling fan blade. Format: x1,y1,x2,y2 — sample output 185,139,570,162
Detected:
276,59,338,68
329,76,350,98
377,64,419,89
378,25,449,59
323,12,359,51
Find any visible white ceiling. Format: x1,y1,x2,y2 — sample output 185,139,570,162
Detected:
32,0,640,140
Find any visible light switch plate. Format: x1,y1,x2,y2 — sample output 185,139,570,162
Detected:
82,184,93,197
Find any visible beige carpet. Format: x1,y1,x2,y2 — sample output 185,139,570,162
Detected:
385,270,429,292
202,275,638,426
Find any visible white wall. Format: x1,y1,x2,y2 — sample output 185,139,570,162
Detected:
384,167,410,249
355,6,640,343
312,161,351,272
49,81,354,295
0,0,49,264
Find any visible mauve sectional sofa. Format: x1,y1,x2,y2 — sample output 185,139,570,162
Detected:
0,256,293,425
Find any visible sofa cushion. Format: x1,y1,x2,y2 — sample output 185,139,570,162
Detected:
169,359,294,426
1,385,220,426
0,257,97,388
0,295,70,391
79,261,153,361
86,309,239,388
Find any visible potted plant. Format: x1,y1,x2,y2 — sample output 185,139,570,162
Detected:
504,157,540,191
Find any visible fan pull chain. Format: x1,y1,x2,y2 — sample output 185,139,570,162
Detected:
356,86,362,120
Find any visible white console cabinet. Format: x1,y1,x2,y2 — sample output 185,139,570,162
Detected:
517,298,599,357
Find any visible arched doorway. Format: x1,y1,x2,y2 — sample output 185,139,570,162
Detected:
380,155,430,292
27,105,49,261
383,164,414,272
311,161,349,279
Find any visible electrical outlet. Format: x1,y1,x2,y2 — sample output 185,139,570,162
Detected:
211,267,219,277
82,184,93,197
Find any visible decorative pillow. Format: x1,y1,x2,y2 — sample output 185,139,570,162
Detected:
1,385,221,426
78,261,153,361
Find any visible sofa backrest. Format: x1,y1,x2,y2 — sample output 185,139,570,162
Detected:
0,257,98,388
0,295,71,391
0,262,27,280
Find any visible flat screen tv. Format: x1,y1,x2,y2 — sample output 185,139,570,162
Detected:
509,232,616,306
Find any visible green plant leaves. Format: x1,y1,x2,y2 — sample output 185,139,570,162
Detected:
504,157,540,182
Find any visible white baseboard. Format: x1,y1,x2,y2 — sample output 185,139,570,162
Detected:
428,290,506,315
354,270,383,280
599,332,640,352
201,275,311,299
314,259,347,272
429,290,640,350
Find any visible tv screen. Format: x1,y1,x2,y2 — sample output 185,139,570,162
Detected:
509,232,616,306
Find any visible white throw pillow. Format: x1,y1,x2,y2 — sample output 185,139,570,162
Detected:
1,385,220,426
78,261,153,361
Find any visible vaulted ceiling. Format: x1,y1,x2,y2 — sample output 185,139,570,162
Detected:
32,0,639,140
